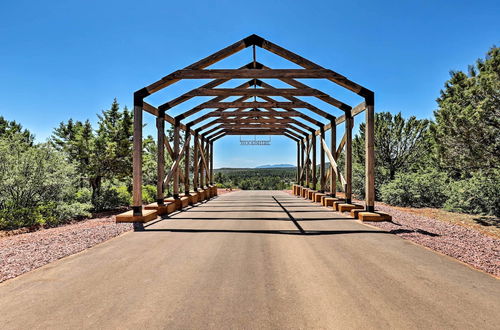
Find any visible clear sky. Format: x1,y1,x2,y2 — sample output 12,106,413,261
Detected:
0,0,498,168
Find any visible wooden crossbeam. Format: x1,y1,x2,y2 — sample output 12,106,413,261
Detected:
186,88,327,97
163,135,191,185
335,133,347,160
321,138,346,188
173,69,355,80
194,101,310,110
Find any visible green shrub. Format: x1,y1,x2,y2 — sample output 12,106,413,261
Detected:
0,204,57,230
55,202,92,222
380,170,448,208
74,188,92,204
444,170,500,217
142,185,156,204
93,185,131,211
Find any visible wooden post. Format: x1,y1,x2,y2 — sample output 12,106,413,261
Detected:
330,119,336,197
209,141,214,185
200,138,205,188
132,95,143,216
173,120,180,199
184,126,190,195
320,126,325,192
193,132,199,190
156,110,165,205
305,138,310,188
296,141,300,183
345,115,353,203
312,133,317,190
300,140,305,186
365,93,375,212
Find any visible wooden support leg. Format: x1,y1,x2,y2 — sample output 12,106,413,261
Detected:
312,133,317,190
305,138,310,188
365,93,375,212
345,115,353,204
156,110,165,205
210,141,214,185
330,120,336,197
320,126,325,192
132,96,143,216
300,140,305,186
200,138,205,189
184,127,190,195
173,120,180,199
296,141,300,183
193,132,199,190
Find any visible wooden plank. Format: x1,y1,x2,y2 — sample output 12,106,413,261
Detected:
132,103,143,213
260,64,351,111
186,88,327,97
184,127,190,194
335,133,347,160
345,116,353,202
321,138,347,187
144,38,248,95
365,100,375,211
194,101,310,110
156,114,165,203
330,120,336,196
260,39,369,95
173,69,355,80
193,133,199,189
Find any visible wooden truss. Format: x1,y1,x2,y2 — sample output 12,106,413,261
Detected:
132,34,375,216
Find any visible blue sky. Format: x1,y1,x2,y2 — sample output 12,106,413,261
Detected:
0,0,498,168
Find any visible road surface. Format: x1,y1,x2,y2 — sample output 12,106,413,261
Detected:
0,190,499,329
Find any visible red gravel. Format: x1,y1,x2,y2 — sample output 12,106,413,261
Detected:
0,216,132,283
283,190,499,277
368,204,500,277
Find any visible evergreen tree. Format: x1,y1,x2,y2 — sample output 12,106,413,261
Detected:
431,46,500,177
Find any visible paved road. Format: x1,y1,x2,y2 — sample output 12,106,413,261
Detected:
0,190,499,329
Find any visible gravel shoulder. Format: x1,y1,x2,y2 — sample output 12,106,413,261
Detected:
0,215,132,283
284,190,499,277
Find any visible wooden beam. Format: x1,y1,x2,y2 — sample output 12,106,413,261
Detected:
321,138,347,187
156,112,165,204
320,126,325,192
330,120,336,196
132,102,143,215
194,101,311,110
173,69,359,80
143,38,249,95
184,127,190,195
193,132,199,189
365,96,375,211
260,39,370,96
345,116,353,202
186,88,328,97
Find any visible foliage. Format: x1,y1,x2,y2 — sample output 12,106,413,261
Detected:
352,111,431,199
444,170,500,217
380,170,448,208
142,185,157,204
431,46,500,177
91,184,131,211
52,99,133,208
0,116,34,145
214,168,295,190
0,135,91,229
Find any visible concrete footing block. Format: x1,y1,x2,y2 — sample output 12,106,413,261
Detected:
358,212,392,222
338,203,364,213
323,197,340,207
116,208,157,223
314,193,325,203
307,190,316,200
144,202,171,215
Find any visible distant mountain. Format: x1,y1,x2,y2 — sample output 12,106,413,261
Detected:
255,164,295,169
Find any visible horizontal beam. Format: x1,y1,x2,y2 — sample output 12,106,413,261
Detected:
194,101,310,110
186,88,328,97
173,69,353,80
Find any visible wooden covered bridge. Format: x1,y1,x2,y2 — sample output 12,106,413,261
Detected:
116,34,390,227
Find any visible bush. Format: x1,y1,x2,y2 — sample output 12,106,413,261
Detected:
142,185,156,204
55,202,92,222
444,170,500,217
0,204,57,230
92,185,131,211
380,170,448,208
